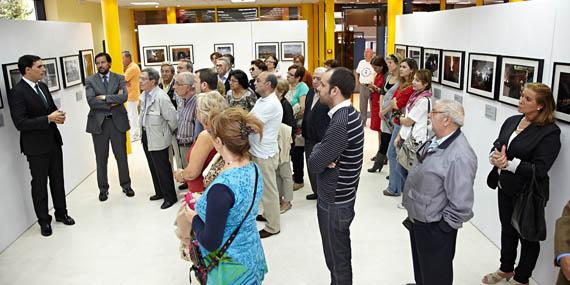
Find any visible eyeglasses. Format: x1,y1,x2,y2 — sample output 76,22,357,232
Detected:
249,67,255,72
313,77,321,81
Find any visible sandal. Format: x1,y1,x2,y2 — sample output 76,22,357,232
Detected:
481,270,514,284
506,279,528,285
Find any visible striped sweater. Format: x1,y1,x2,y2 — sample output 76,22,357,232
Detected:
308,105,364,204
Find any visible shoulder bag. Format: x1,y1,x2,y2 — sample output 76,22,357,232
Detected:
511,164,547,242
397,98,430,171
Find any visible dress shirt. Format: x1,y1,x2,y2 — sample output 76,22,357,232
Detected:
327,99,352,118
23,77,49,111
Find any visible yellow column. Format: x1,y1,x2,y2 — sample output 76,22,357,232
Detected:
324,0,335,60
387,0,403,55
318,1,325,66
166,7,176,24
302,4,315,72
440,0,446,10
476,0,484,5
510,0,525,2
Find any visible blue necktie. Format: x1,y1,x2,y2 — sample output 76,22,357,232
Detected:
34,84,48,108
427,140,440,152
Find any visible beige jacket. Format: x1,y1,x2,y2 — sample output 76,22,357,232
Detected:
277,123,292,164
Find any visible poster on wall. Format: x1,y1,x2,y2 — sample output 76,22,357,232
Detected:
79,49,95,84
255,42,278,60
552,62,570,123
2,62,21,95
169,45,193,63
395,44,407,59
498,56,543,106
467,53,500,100
41,57,61,93
214,43,234,56
60,55,82,88
281,41,305,61
407,46,422,67
441,50,465,90
143,46,168,66
423,48,440,83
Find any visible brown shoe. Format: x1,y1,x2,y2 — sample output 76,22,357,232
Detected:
293,183,304,191
259,229,280,239
280,201,292,214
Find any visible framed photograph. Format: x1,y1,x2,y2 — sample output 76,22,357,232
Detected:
169,45,193,63
214,43,234,56
255,42,279,60
0,88,3,109
395,44,407,59
79,49,95,84
2,62,21,95
441,50,465,90
467,53,501,100
280,41,305,61
41,57,61,93
143,46,168,66
423,48,441,83
407,46,423,67
552,62,570,123
498,56,543,106
60,55,82,88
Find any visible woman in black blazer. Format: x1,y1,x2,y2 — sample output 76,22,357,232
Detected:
482,83,561,285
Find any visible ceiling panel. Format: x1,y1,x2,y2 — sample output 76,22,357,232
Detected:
85,0,319,8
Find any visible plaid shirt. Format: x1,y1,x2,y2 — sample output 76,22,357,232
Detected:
176,95,198,144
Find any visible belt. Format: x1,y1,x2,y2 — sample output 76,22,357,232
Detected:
178,141,193,147
104,114,113,119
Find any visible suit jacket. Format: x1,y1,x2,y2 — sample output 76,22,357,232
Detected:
7,80,63,156
486,115,561,200
302,88,330,143
85,72,130,134
556,201,570,285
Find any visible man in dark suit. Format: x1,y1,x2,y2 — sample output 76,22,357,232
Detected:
7,55,75,237
85,52,134,202
216,56,231,94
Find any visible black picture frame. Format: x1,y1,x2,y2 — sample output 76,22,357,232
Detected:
79,49,95,85
466,53,501,101
2,62,20,96
395,44,407,60
41,57,61,93
0,87,3,109
552,62,570,123
498,55,544,106
168,45,193,63
280,41,305,61
407,45,423,67
422,48,441,83
255,42,279,60
60,55,82,88
441,49,466,91
143,46,168,66
214,43,234,56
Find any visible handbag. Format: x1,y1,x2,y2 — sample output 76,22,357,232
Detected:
511,165,547,242
396,99,430,171
189,165,259,285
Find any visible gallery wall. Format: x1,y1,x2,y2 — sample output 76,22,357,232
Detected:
137,20,308,79
396,1,569,284
0,20,96,252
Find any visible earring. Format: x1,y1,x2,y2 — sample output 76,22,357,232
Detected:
537,108,541,111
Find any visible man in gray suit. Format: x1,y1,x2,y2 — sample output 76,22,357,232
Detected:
85,52,134,202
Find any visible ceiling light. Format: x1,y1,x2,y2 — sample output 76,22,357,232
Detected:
130,2,159,6
230,0,256,3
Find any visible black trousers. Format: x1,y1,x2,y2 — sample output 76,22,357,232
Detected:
305,140,318,194
141,131,177,203
407,219,457,285
292,145,305,184
498,190,540,284
92,118,131,192
26,146,67,225
379,131,391,155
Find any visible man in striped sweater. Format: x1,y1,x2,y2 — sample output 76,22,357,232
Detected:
308,67,364,285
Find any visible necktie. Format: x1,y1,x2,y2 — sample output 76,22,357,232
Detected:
427,140,440,152
103,75,109,90
34,84,49,108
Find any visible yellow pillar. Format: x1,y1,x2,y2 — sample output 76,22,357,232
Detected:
302,4,315,72
476,0,484,5
324,0,335,60
440,0,446,10
510,0,525,2
318,1,325,66
166,7,176,24
387,0,403,55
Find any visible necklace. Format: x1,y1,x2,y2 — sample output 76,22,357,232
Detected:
516,117,530,134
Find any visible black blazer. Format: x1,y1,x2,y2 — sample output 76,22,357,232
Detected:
302,88,330,142
8,80,63,156
159,79,177,108
280,98,296,138
487,115,561,200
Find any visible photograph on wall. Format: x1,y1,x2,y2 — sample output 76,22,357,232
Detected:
255,42,279,60
552,62,570,123
2,62,21,94
41,57,61,93
169,45,193,63
214,43,234,56
441,50,465,90
423,48,440,83
60,55,82,88
0,88,3,109
281,41,305,61
143,46,168,66
407,46,422,67
498,56,543,106
395,44,406,59
79,49,95,84
467,53,500,100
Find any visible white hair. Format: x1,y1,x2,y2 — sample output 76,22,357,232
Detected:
435,99,464,127
176,71,195,86
314,67,327,75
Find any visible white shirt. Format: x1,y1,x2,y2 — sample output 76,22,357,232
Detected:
249,92,283,159
356,59,375,84
23,77,48,104
399,97,430,143
328,99,352,118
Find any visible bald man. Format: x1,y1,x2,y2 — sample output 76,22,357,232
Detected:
355,48,376,128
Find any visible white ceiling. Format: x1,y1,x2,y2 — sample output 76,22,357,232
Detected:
84,0,319,8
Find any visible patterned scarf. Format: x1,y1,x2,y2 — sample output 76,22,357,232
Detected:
407,89,432,112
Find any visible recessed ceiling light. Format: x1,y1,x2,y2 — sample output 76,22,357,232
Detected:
130,2,159,6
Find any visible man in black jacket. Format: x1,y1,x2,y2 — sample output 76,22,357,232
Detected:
7,55,75,237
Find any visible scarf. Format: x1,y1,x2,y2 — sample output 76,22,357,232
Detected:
407,89,432,112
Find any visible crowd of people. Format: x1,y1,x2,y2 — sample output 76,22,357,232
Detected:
6,48,569,285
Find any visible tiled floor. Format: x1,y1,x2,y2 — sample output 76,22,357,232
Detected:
0,126,535,285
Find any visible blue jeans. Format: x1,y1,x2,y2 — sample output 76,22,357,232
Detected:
386,125,405,195
317,199,356,285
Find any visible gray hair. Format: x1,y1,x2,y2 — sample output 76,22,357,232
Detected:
142,68,160,85
179,59,194,72
216,57,230,68
314,67,327,76
266,73,277,89
160,62,175,73
435,99,464,127
176,71,195,86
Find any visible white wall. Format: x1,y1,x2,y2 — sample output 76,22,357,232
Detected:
397,1,570,284
0,20,96,252
138,20,308,78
